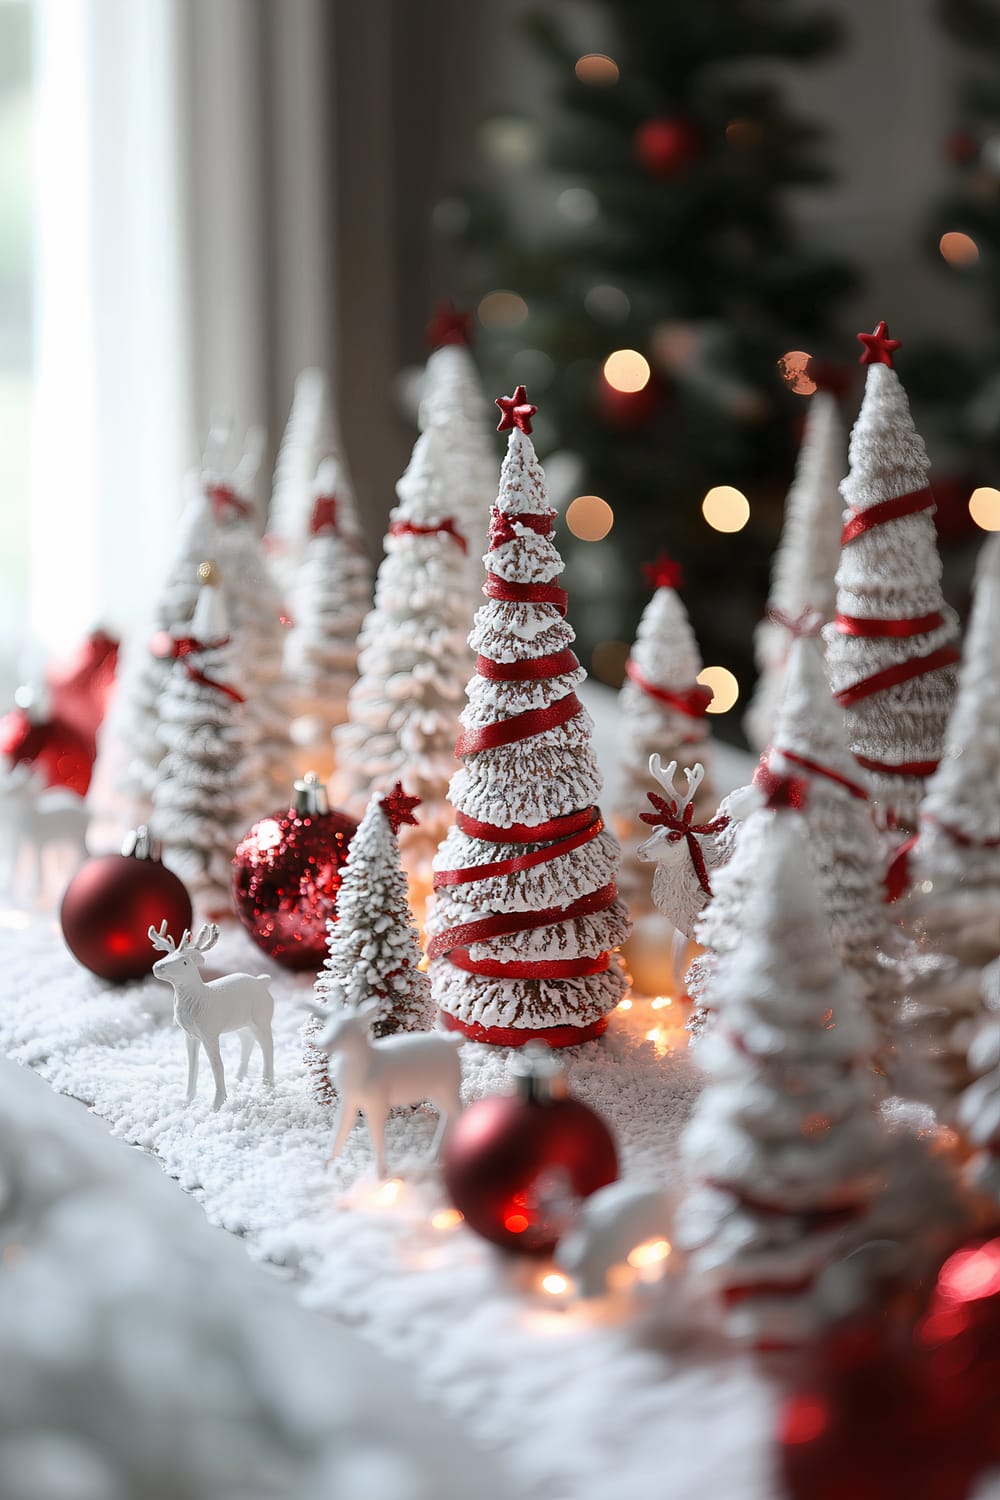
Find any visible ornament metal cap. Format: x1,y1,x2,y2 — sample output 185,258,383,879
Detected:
510,1041,568,1103
293,771,329,817
121,825,163,862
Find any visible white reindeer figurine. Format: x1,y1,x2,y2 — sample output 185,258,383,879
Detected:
0,765,89,900
309,998,463,1177
149,922,275,1111
637,758,735,939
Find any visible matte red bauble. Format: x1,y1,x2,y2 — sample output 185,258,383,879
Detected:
442,1045,618,1255
231,774,357,971
633,116,701,176
60,828,193,982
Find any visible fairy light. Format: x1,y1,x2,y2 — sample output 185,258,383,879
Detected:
575,53,619,85
939,231,979,268
477,290,529,331
937,1239,1000,1302
777,350,816,396
701,484,750,533
698,666,739,715
626,1238,671,1269
371,1178,403,1207
603,349,651,393
617,997,633,1011
431,1208,463,1231
566,494,614,541
650,996,672,1009
504,1211,530,1234
969,486,1000,531
541,1272,570,1295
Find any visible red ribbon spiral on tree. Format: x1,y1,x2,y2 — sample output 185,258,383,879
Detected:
150,633,245,703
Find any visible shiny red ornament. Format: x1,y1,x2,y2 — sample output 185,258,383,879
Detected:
231,774,357,971
857,320,901,368
633,116,701,176
495,385,538,435
442,1046,618,1254
60,829,193,982
425,301,473,349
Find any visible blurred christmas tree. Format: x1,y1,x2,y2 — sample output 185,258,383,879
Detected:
440,0,858,738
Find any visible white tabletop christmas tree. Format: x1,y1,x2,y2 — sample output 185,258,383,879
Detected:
897,534,1000,1110
334,423,473,910
265,368,345,593
823,323,960,834
677,808,883,1350
283,456,371,767
426,388,631,1046
745,390,846,752
612,554,714,913
150,563,266,916
959,960,1000,1205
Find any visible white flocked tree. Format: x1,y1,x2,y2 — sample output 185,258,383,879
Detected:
612,555,714,913
745,389,847,752
823,323,960,835
427,388,631,1046
677,809,883,1349
265,368,343,595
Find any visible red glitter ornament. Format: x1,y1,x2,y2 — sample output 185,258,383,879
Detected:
60,828,193,983
442,1045,618,1254
633,116,701,176
495,385,538,435
231,774,357,971
857,320,901,369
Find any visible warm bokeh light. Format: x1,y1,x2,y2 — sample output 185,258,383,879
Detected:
557,186,598,223
371,1178,403,1207
701,484,750,533
575,53,619,85
431,1208,464,1231
626,1238,671,1269
566,494,615,541
591,639,630,686
777,350,817,396
477,289,529,330
541,1272,570,1295
650,996,672,1010
969,485,1000,530
603,348,651,393
617,997,633,1011
698,665,739,714
938,1239,1000,1302
939,230,980,267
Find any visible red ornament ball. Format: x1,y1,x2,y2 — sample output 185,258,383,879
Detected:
0,708,94,795
60,832,193,983
442,1047,618,1255
633,116,701,176
231,775,357,971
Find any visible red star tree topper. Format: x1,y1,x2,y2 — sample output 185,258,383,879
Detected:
425,301,473,350
495,385,538,435
381,781,421,836
641,552,684,592
857,321,901,368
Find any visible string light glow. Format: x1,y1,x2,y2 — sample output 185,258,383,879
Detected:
939,231,980,267
541,1272,570,1295
702,485,750,533
431,1208,463,1231
603,349,651,393
575,53,619,85
477,290,529,330
777,350,816,396
969,486,1000,531
566,494,615,541
626,1238,671,1269
370,1178,404,1207
650,995,672,1009
698,666,739,714
617,997,633,1011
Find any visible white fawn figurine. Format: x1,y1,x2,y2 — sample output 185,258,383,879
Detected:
309,998,463,1177
149,922,275,1110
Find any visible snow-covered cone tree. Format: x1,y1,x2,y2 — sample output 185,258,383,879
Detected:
334,424,472,909
265,368,343,594
677,809,883,1350
150,564,266,916
306,783,432,1102
284,456,371,771
419,304,497,590
745,390,847,752
897,534,1000,1111
208,474,293,804
612,554,714,913
88,473,217,840
823,323,960,835
427,388,631,1046
959,960,1000,1205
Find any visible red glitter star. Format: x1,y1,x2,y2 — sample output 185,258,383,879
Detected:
495,385,538,435
425,301,473,349
857,321,901,368
309,496,339,535
381,782,422,835
642,552,683,591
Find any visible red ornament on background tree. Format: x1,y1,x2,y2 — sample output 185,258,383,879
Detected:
231,773,357,970
60,827,193,983
0,702,94,796
442,1045,618,1254
633,116,702,176
46,628,119,754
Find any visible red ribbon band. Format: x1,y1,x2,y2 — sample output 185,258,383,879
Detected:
438,1009,610,1048
455,805,597,845
488,508,554,550
206,483,253,522
625,659,714,717
772,747,869,802
840,486,935,545
751,762,809,811
151,633,246,703
433,811,604,888
476,649,579,682
833,644,960,709
389,517,468,553
443,948,611,980
454,693,582,757
426,880,618,962
855,752,941,779
485,572,568,615
923,812,1000,851
834,610,944,639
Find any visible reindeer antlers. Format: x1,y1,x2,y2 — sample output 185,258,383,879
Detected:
147,921,219,955
647,755,706,811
